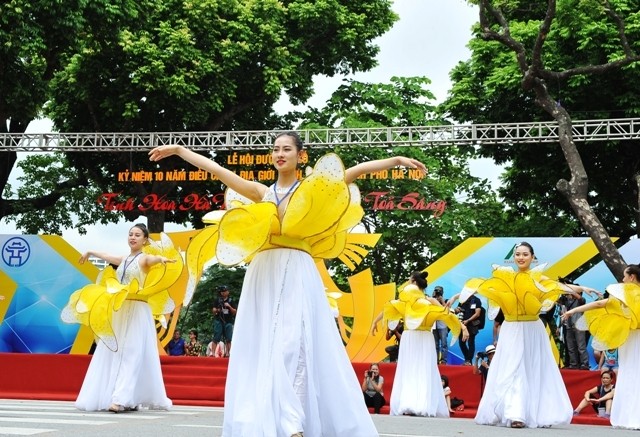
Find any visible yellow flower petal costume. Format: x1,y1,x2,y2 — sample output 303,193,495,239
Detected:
62,233,183,352
184,153,368,299
471,264,574,425
383,284,461,344
461,264,564,322
579,282,640,350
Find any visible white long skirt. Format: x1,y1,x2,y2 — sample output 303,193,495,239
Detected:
390,330,448,417
611,330,640,429
223,249,377,437
474,319,572,428
75,301,171,411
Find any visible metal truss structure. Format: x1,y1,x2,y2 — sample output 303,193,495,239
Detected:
1,117,640,152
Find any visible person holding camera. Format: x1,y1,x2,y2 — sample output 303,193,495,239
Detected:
361,363,386,414
454,293,482,365
432,286,449,364
212,285,236,357
560,289,589,369
473,344,495,394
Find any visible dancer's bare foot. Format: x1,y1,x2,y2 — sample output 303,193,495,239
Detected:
511,421,525,428
108,403,123,413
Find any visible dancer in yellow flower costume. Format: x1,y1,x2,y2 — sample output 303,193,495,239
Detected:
562,263,640,429
459,242,572,429
382,271,467,417
149,132,426,437
62,224,182,413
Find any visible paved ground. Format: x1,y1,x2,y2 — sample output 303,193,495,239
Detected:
0,399,638,437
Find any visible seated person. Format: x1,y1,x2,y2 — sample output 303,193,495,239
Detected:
165,330,185,356
441,375,454,413
573,370,615,417
361,363,386,414
205,341,215,357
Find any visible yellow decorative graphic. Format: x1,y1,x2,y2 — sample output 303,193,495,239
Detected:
0,270,16,322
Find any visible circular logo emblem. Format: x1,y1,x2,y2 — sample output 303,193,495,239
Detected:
2,237,31,267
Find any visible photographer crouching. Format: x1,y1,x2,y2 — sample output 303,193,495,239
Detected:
473,345,495,394
362,363,386,414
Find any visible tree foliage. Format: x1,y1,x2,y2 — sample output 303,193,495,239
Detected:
0,0,96,224
298,77,507,285
444,0,640,278
2,0,397,233
176,264,245,344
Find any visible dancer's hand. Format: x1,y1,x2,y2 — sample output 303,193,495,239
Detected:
370,320,379,336
396,157,427,177
149,145,182,162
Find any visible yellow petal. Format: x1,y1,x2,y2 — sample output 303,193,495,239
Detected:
217,202,279,265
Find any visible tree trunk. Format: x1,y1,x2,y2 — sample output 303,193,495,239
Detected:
147,210,166,234
533,81,626,280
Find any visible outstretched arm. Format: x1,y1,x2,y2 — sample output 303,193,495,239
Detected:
149,145,266,202
561,298,608,321
370,311,384,336
140,254,177,273
79,251,122,267
345,157,426,184
445,293,460,309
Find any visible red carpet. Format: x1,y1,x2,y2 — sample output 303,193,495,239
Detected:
0,353,610,425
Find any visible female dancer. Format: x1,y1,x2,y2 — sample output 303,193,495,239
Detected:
149,133,426,437
463,242,573,428
562,263,640,429
63,223,180,412
376,271,467,417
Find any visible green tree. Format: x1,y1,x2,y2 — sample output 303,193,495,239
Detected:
298,77,508,285
3,0,397,233
0,0,108,226
177,264,245,344
444,0,640,279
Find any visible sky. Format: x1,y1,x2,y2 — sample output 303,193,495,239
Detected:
1,0,481,255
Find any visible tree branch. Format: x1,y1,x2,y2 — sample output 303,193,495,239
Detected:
479,0,529,74
604,0,635,57
530,0,556,74
541,55,640,82
0,176,87,217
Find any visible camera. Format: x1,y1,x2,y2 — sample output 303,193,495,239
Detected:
367,371,373,377
477,351,487,359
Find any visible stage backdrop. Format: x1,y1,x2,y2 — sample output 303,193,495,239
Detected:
0,235,629,362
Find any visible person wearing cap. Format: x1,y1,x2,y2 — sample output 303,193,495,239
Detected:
212,285,236,357
473,344,495,382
